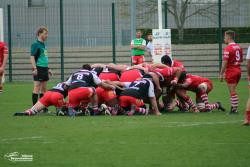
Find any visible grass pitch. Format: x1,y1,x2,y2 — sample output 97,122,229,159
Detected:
0,80,249,167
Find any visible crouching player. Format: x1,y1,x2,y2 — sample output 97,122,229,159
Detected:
96,67,121,115
65,64,115,116
176,73,225,112
14,82,68,116
119,74,161,116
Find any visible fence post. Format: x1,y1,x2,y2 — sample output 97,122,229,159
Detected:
218,0,222,71
7,4,12,82
164,1,168,29
130,0,136,65
59,0,64,81
112,3,116,64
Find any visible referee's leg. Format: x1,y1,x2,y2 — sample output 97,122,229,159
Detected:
32,81,41,105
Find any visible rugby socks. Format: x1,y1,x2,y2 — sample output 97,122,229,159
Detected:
185,97,198,111
200,93,219,111
230,93,239,112
136,107,147,115
176,99,188,111
32,93,39,105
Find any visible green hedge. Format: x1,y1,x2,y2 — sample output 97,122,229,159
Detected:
140,27,250,44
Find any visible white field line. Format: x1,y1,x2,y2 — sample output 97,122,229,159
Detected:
0,136,43,142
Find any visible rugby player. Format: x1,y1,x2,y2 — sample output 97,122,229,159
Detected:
219,30,243,114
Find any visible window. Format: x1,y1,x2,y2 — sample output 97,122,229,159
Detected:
28,0,45,8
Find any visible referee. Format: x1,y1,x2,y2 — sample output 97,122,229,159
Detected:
30,27,52,109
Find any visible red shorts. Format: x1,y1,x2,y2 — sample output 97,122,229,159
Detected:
119,96,144,108
132,55,144,65
96,87,117,104
120,69,142,82
99,72,119,81
39,91,64,108
196,81,213,99
68,87,94,108
225,68,241,84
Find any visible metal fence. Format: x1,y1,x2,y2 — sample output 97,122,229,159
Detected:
0,0,249,81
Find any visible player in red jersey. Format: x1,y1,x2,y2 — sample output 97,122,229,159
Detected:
65,64,115,116
95,66,121,115
219,30,243,114
160,55,186,72
176,73,225,112
0,41,8,94
243,46,250,125
14,82,69,116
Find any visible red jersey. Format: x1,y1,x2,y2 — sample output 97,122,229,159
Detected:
173,59,186,72
0,42,8,66
223,43,243,70
120,69,142,82
182,74,211,92
99,72,119,81
154,67,174,83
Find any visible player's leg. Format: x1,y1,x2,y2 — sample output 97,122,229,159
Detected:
40,81,47,97
243,82,250,125
32,81,41,105
132,56,138,65
227,83,239,114
119,95,131,115
225,71,241,114
0,72,3,94
137,56,144,65
101,90,119,115
197,83,224,112
243,96,250,126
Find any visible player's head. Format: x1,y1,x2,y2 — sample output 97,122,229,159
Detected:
37,26,48,41
143,74,153,80
82,64,91,71
136,30,142,38
178,71,187,83
147,33,153,41
224,30,235,44
161,55,172,66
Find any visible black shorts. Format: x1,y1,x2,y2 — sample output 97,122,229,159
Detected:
33,66,49,82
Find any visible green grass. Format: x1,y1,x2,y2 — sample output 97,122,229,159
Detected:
0,80,249,167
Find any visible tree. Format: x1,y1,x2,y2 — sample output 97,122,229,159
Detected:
118,0,218,43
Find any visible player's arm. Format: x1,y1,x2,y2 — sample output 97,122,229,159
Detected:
130,65,148,73
106,63,128,72
148,72,162,92
219,49,229,82
171,67,182,85
137,40,146,50
64,75,72,86
91,64,106,68
0,45,8,73
102,80,124,91
148,81,161,115
130,40,136,49
175,78,191,89
151,63,169,69
92,73,115,90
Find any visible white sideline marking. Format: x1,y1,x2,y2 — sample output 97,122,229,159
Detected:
0,136,43,142
163,120,243,127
